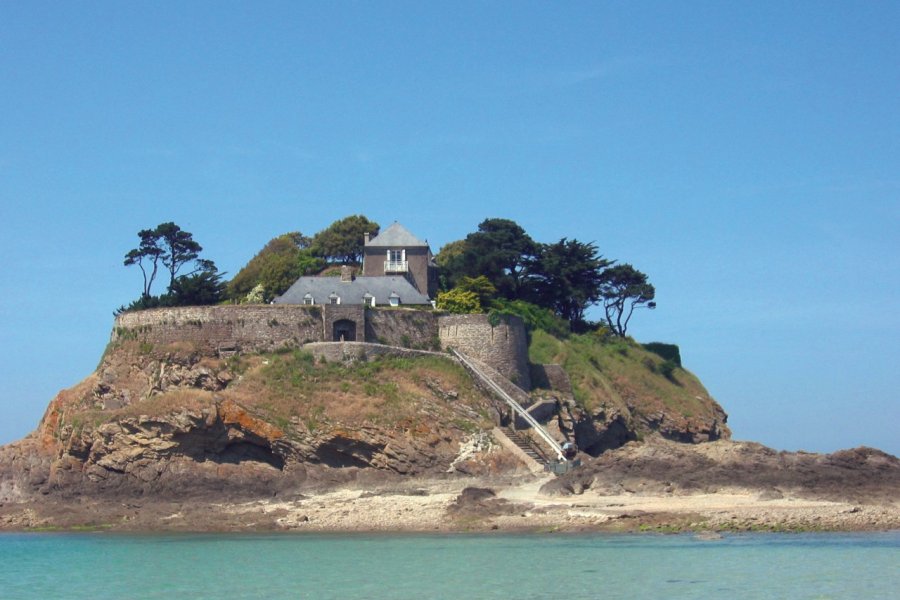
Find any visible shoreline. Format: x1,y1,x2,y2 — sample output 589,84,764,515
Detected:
3,475,898,535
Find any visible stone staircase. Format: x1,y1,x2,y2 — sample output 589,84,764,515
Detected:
503,427,549,466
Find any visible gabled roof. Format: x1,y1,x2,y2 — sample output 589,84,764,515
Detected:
273,275,431,305
366,222,428,248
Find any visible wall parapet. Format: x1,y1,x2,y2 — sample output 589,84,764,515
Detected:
112,305,325,355
110,306,532,390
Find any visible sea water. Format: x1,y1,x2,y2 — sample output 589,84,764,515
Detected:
0,532,897,599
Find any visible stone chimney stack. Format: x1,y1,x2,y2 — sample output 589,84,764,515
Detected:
340,265,353,283
364,232,370,244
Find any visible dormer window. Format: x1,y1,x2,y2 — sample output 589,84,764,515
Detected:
303,293,314,305
363,293,375,307
329,292,340,305
389,292,400,307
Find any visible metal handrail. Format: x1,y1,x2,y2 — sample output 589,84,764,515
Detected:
450,348,565,461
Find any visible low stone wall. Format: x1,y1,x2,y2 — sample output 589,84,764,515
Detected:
112,305,324,355
437,314,531,390
301,342,445,363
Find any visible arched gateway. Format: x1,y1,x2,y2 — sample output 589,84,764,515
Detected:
332,319,356,342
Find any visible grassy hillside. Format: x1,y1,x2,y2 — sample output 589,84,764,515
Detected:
55,342,495,441
528,329,729,440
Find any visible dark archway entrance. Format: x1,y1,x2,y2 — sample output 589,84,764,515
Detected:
333,319,357,342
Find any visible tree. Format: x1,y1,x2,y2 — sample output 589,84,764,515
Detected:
122,222,220,310
311,215,380,264
154,222,204,289
226,232,315,302
598,264,656,337
458,218,539,300
124,222,213,296
436,288,482,314
455,275,497,309
168,267,226,306
530,238,612,325
434,239,468,290
123,228,165,297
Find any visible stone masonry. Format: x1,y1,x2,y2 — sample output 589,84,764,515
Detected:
111,306,532,389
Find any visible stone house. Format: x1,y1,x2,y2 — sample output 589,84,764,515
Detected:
274,222,437,309
361,222,438,299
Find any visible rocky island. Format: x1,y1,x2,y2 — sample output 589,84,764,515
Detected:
1,218,897,533
0,304,896,533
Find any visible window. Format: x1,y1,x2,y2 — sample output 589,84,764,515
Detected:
363,294,375,307
303,293,314,305
385,249,407,272
389,292,400,307
329,293,340,305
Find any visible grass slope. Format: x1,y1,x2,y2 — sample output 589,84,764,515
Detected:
528,330,726,436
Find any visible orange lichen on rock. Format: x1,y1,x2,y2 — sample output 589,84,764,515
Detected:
218,399,284,441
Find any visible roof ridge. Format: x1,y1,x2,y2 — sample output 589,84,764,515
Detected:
366,222,428,247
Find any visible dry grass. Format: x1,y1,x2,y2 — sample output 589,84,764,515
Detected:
230,351,490,433
528,329,720,422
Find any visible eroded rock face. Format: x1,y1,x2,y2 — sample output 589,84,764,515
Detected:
17,397,476,501
3,335,736,506
550,397,729,458
541,437,900,504
0,340,507,502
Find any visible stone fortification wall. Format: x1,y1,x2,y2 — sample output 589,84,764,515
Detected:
112,307,531,388
365,309,439,350
112,305,324,355
437,314,531,390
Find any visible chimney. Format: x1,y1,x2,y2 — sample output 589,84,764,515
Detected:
364,232,370,244
340,265,353,283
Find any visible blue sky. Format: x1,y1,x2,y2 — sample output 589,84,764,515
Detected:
1,2,897,454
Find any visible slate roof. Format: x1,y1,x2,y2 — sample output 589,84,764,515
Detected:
366,222,428,247
273,275,431,305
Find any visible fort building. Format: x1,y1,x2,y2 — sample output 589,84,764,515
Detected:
272,222,437,308
112,222,531,388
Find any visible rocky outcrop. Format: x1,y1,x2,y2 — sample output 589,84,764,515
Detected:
3,322,736,514
541,437,900,504
0,340,514,504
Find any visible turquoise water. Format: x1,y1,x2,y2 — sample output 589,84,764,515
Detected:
0,532,897,599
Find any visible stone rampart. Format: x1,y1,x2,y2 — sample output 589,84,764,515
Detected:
112,307,532,388
366,309,439,350
437,314,531,390
112,305,325,355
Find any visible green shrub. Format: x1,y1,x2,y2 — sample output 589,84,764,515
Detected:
642,342,682,367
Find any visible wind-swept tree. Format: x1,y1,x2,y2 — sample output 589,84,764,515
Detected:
530,238,612,325
121,222,221,312
124,228,165,297
154,222,204,289
598,264,656,337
